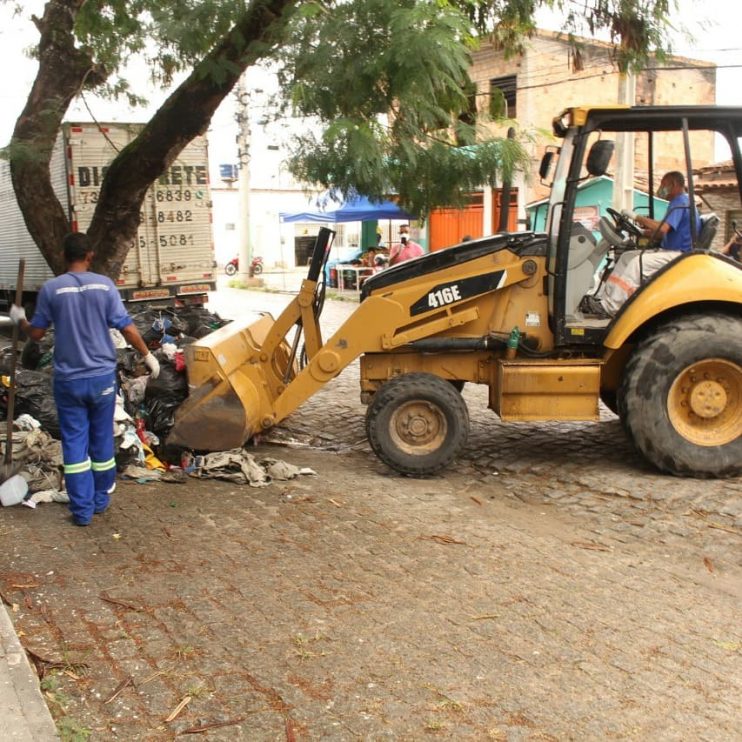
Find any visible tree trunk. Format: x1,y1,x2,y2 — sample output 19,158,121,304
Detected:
9,0,297,279
9,0,106,275
88,0,298,279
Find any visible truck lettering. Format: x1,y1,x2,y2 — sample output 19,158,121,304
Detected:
78,166,108,187
158,165,207,186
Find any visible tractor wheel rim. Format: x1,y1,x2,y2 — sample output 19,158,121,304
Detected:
667,358,742,446
389,400,447,456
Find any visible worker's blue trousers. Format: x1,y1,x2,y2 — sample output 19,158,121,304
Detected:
53,372,117,525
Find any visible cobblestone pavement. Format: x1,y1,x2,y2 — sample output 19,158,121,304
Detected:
1,282,740,740
216,282,742,567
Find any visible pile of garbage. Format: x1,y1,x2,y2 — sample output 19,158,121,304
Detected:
3,304,229,444
1,305,316,506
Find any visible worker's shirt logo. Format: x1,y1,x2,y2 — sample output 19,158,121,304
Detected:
55,284,110,295
411,270,507,316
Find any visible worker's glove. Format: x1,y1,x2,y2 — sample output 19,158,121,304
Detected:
9,304,26,325
142,352,160,379
621,208,638,221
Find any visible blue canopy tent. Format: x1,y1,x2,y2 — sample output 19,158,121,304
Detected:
279,195,414,223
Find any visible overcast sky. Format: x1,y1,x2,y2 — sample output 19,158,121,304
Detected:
0,0,740,168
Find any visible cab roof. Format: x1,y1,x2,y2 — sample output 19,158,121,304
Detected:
554,106,742,137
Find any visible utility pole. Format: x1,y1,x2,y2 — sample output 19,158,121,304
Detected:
235,74,252,284
612,71,636,213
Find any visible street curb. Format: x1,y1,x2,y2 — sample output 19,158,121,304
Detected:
0,603,59,740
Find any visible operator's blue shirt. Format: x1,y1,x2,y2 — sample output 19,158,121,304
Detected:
662,193,698,252
30,271,132,380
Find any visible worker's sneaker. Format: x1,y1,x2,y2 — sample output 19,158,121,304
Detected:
579,294,610,318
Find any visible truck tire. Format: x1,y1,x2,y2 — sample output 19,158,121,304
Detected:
619,313,742,478
365,372,469,476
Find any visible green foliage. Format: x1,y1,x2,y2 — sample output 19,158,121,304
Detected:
279,0,532,215
73,0,251,90
7,0,676,219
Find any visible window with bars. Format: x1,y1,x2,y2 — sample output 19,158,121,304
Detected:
489,75,517,119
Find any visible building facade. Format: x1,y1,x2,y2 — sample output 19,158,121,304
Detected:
426,29,717,248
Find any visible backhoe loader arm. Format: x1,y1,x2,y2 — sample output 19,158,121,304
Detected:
169,228,531,452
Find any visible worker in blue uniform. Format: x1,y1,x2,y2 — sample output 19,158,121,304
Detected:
10,233,160,526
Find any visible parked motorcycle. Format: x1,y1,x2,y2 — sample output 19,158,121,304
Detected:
225,255,263,276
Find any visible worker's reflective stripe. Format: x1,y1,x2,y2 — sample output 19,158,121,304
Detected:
64,458,91,475
91,457,116,472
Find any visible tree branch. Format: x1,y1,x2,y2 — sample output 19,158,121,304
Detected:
89,0,299,278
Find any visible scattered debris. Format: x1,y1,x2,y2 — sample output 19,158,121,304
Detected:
422,534,467,546
24,647,89,680
181,718,247,735
104,676,134,704
165,694,192,723
571,541,611,552
100,592,146,612
0,306,319,513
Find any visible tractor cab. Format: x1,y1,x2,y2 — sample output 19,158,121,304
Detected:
542,106,742,347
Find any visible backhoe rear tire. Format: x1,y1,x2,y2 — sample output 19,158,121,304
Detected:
619,313,742,478
366,373,469,476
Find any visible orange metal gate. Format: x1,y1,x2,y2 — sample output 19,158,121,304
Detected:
428,189,518,252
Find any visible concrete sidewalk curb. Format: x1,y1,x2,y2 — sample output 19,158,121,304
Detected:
0,603,58,740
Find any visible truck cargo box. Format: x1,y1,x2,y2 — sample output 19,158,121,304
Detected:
0,122,216,307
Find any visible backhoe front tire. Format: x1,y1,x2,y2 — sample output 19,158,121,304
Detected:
366,373,469,476
619,313,742,478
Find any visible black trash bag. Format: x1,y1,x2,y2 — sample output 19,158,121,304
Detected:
116,347,142,375
161,309,188,336
190,323,215,339
177,307,230,336
13,369,60,438
20,331,56,371
142,358,188,438
130,306,191,348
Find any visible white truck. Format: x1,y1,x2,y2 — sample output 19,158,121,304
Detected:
0,122,216,309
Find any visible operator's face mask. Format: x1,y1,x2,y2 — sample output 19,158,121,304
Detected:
658,183,670,199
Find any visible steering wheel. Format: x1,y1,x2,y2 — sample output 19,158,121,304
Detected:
606,207,643,239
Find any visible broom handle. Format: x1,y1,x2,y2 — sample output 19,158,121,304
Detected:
4,259,25,467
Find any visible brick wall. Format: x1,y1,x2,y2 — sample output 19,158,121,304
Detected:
698,189,742,250
470,32,717,205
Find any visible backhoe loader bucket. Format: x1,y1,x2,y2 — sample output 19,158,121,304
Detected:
167,312,297,451
168,227,336,452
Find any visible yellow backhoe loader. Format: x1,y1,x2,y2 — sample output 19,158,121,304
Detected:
170,106,742,478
